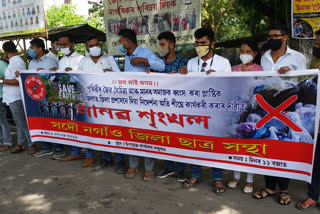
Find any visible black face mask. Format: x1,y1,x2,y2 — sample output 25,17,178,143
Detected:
313,47,320,58
268,39,282,51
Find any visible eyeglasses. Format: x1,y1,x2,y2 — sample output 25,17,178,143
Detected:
268,34,284,39
201,62,207,72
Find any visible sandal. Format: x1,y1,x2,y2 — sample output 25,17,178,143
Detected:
253,188,276,199
296,198,317,210
143,170,155,181
182,177,200,189
213,180,226,195
11,145,25,153
125,168,137,178
279,192,291,205
0,145,11,152
27,146,37,155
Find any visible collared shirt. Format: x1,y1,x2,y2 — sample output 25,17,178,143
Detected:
3,55,26,103
59,51,84,71
261,47,307,71
46,51,60,64
162,54,188,73
28,55,58,70
78,53,114,73
187,54,232,73
124,46,165,72
0,60,8,98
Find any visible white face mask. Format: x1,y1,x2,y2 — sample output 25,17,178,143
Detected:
89,46,102,57
239,54,254,65
61,47,71,56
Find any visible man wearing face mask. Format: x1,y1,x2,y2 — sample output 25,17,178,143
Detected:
254,25,307,205
179,28,231,75
118,29,164,181
57,33,84,72
46,38,60,64
179,28,231,194
261,25,307,74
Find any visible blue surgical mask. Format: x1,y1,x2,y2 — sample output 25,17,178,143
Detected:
28,48,36,58
118,44,127,54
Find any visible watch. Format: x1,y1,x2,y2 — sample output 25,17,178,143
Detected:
0,80,3,84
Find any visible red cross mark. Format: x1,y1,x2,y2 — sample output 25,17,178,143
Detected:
255,94,302,132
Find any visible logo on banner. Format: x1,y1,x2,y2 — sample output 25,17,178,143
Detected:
25,76,46,101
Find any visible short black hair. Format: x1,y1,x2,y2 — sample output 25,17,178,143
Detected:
118,29,137,44
58,33,74,43
315,30,320,36
30,38,45,52
2,41,17,53
86,35,100,45
50,37,58,44
268,25,289,35
157,31,176,46
194,28,214,42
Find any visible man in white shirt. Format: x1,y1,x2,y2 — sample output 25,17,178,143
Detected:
261,25,307,73
46,38,60,64
179,28,230,194
57,34,84,72
254,25,307,205
0,41,35,154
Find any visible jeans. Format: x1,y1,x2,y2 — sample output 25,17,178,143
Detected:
42,142,64,151
307,135,320,201
0,98,12,145
191,165,224,181
71,146,94,158
9,100,33,147
164,160,186,172
129,155,154,171
102,152,124,163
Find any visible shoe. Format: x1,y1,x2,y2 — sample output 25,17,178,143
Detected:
82,157,95,167
228,181,239,189
114,160,125,174
52,149,66,160
157,169,174,179
243,186,253,194
60,155,82,161
33,149,53,157
94,159,112,171
176,171,187,182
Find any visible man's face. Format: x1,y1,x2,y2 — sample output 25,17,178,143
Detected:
87,38,101,50
315,35,320,48
195,36,214,49
30,44,42,56
118,36,128,49
52,41,59,49
268,29,288,43
159,38,170,50
59,36,73,50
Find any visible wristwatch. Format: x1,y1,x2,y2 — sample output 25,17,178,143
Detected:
0,80,3,84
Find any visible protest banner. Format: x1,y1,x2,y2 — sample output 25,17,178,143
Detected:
292,0,320,39
104,0,201,55
20,70,319,182
0,0,46,38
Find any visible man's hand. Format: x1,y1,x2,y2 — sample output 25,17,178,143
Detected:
51,67,58,71
130,57,148,66
15,71,20,77
178,66,188,75
103,69,112,72
241,64,250,71
145,69,151,74
206,70,216,75
168,71,176,74
278,66,291,74
37,68,44,71
65,67,73,72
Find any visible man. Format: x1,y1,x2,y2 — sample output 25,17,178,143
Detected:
296,29,320,210
46,38,60,64
1,41,35,154
118,29,165,180
0,58,12,152
254,25,307,205
57,34,94,167
179,28,231,194
23,38,65,159
153,31,187,181
77,35,125,173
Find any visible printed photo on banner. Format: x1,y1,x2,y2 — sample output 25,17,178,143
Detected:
127,16,149,36
108,19,127,37
292,18,314,38
149,13,171,34
173,8,197,31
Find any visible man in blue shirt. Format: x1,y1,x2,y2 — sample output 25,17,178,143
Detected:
118,29,165,72
118,29,164,181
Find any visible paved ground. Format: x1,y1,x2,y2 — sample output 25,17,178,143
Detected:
0,126,319,214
